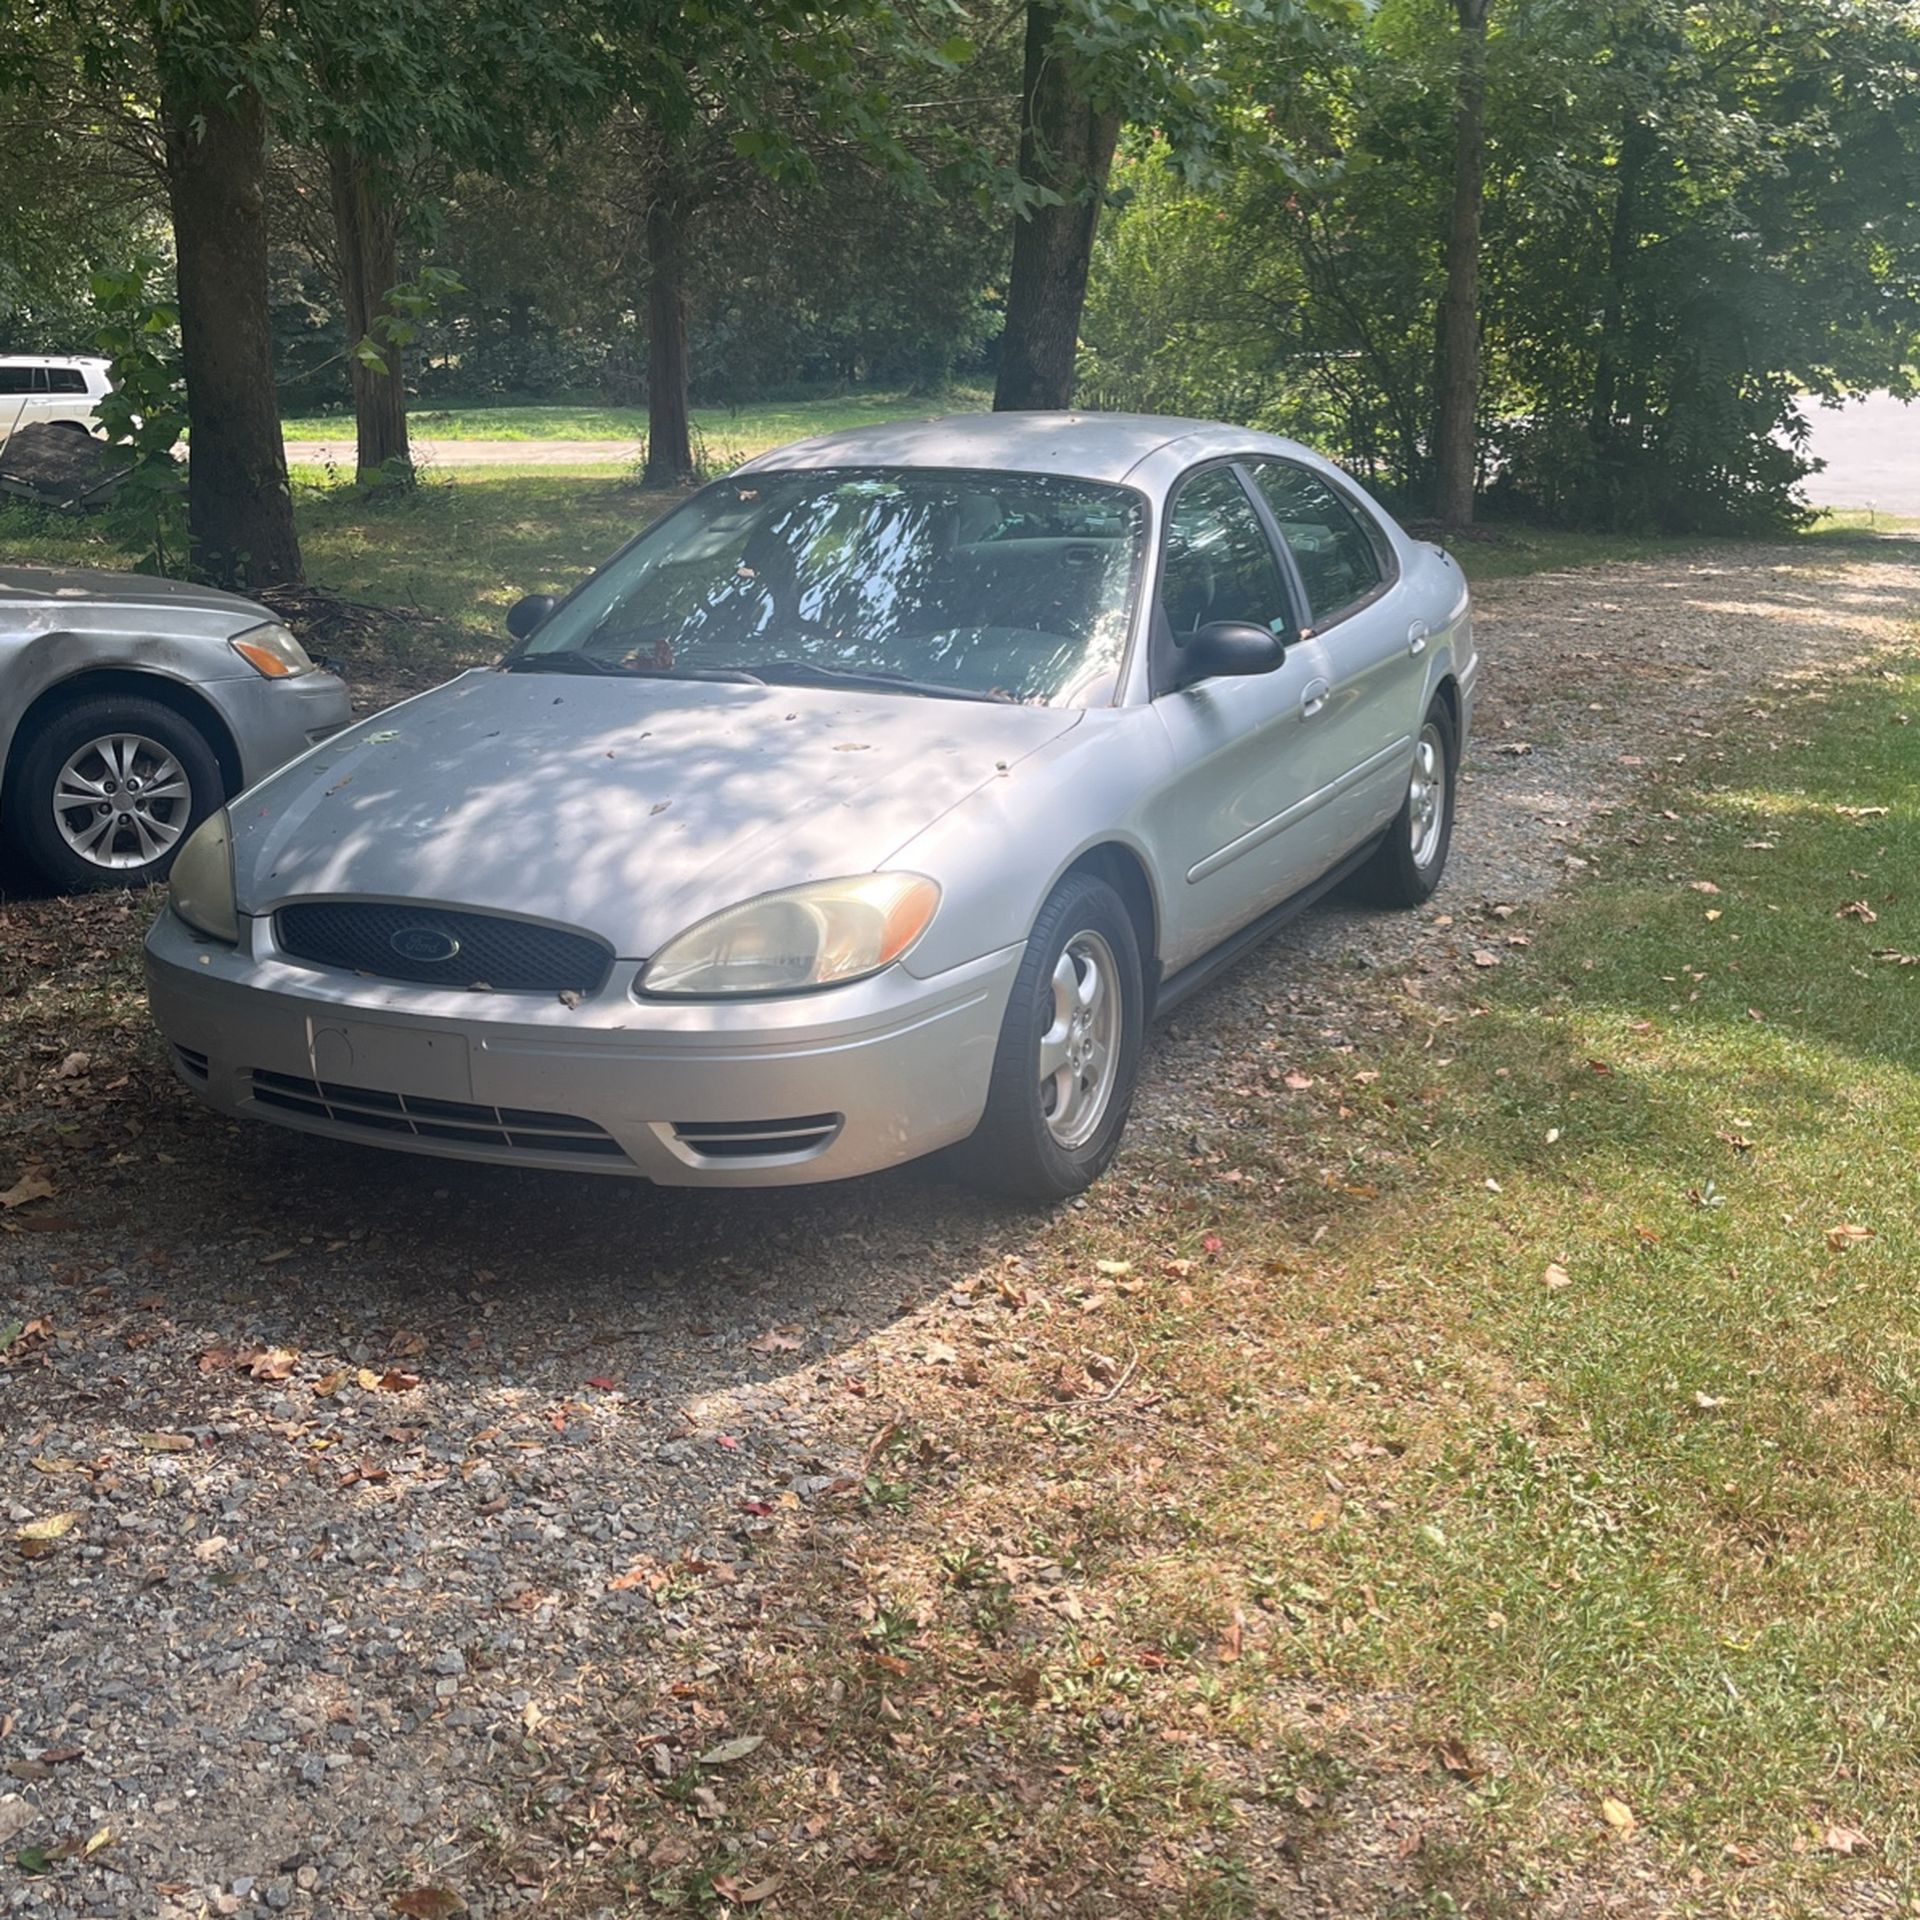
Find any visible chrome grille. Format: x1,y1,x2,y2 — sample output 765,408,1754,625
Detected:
250,1070,626,1158
275,902,611,993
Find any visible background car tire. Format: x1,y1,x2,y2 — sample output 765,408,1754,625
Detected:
952,871,1145,1203
10,693,224,893
1352,701,1457,908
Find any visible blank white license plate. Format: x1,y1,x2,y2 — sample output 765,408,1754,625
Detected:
304,1019,473,1100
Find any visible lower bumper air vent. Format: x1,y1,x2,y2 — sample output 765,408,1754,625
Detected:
175,1046,210,1082
250,1069,626,1158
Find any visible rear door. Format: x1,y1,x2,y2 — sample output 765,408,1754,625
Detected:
43,366,94,429
0,366,32,444
1143,462,1350,971
1243,457,1422,844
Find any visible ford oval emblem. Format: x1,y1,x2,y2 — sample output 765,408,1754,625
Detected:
390,925,461,964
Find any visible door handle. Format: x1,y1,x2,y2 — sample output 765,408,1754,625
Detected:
1301,677,1331,719
1408,622,1430,656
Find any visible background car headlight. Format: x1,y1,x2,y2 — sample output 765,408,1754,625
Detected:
169,808,238,942
641,873,940,996
229,622,314,679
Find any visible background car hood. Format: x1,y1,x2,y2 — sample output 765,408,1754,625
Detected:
0,564,275,641
231,669,1079,957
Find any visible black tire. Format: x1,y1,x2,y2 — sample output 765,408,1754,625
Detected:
9,692,225,893
951,871,1145,1204
1351,701,1457,908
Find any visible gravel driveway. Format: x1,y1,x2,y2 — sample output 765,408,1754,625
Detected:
2,539,1915,1919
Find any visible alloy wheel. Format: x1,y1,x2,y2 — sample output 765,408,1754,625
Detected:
1408,720,1447,870
1038,930,1121,1149
52,732,193,871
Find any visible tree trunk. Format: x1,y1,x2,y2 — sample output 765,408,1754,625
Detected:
327,143,411,483
1433,0,1491,528
160,45,302,586
993,2,1122,413
644,195,694,486
1588,116,1652,451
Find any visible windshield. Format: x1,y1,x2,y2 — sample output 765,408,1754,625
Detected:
511,468,1146,705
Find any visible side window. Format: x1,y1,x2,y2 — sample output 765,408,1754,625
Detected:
1159,466,1290,643
1246,459,1388,626
47,369,87,394
30,367,50,394
0,369,30,395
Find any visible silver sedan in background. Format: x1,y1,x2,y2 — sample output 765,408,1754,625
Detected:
1,567,351,890
147,414,1476,1201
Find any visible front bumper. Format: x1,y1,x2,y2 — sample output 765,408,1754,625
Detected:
206,669,354,788
145,906,1022,1185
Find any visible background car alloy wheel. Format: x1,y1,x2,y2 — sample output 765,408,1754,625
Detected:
53,732,193,871
9,692,224,892
956,870,1144,1203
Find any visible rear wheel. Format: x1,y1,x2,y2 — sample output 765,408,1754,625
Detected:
1352,704,1456,908
9,693,225,892
952,871,1144,1204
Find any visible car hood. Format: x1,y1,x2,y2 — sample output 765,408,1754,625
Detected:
231,669,1080,957
0,564,276,641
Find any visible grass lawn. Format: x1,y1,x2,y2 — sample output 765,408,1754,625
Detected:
278,386,992,453
0,460,1851,641
518,644,1920,1915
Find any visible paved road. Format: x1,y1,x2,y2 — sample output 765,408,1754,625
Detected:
1796,391,1920,515
284,436,643,468
290,393,1918,512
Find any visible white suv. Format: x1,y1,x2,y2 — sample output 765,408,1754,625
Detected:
0,356,112,439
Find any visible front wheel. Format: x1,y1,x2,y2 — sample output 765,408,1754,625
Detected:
9,693,225,892
1352,704,1457,908
952,872,1145,1204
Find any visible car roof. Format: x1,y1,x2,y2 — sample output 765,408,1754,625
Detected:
737,411,1321,488
0,354,110,368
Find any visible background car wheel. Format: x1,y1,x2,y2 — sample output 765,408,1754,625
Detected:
952,870,1145,1203
10,693,224,893
1352,702,1458,908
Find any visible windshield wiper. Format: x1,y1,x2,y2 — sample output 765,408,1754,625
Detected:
504,653,624,676
505,655,764,684
737,658,1001,703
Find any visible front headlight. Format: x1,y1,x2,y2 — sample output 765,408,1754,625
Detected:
640,873,941,997
229,622,314,679
169,808,238,943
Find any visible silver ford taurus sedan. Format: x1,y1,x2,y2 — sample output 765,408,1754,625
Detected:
146,414,1476,1200
2,566,350,890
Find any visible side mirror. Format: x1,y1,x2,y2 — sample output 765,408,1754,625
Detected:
1180,619,1286,685
506,592,558,640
